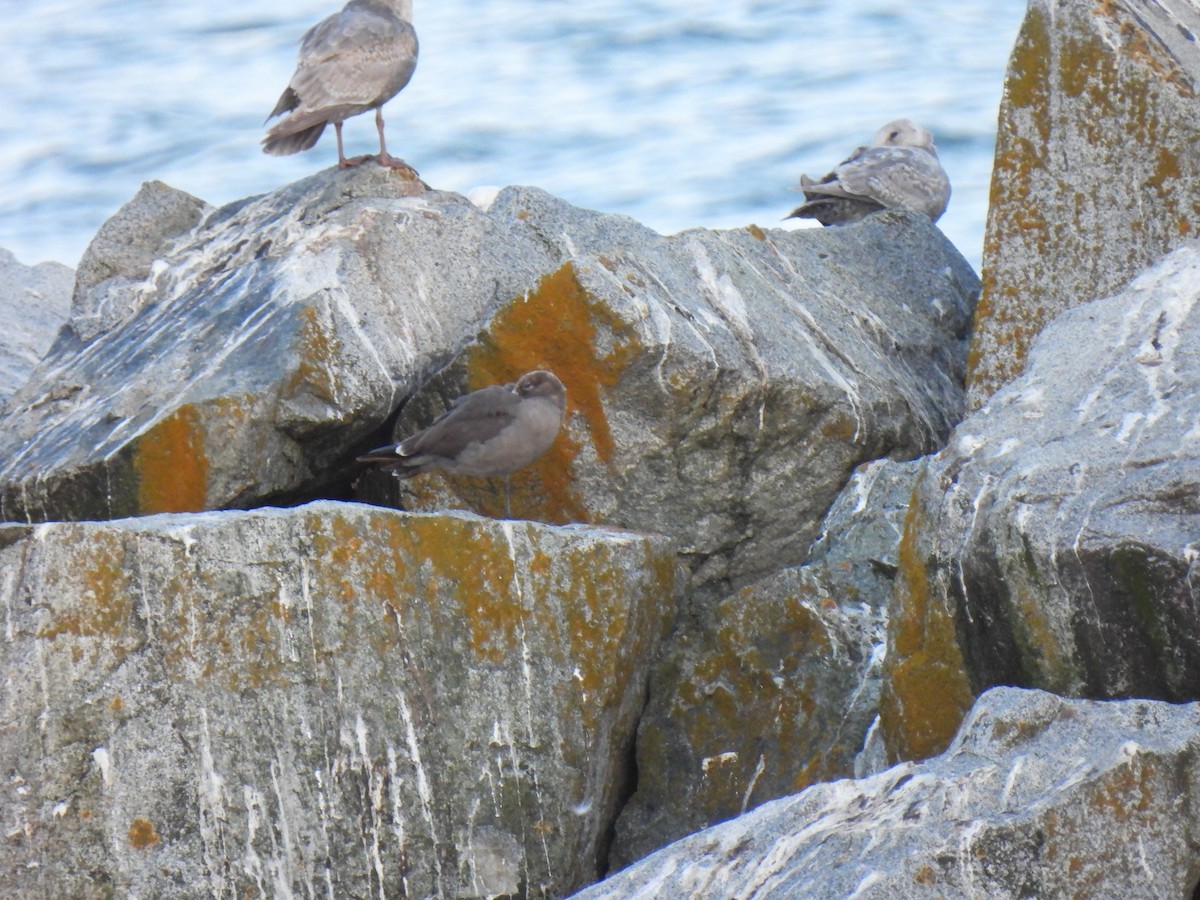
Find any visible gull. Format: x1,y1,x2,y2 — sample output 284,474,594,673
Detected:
263,0,419,171
359,371,567,517
788,119,951,225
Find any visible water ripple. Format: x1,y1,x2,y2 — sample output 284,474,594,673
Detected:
0,0,1025,271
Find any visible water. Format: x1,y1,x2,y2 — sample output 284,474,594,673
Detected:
0,1,1026,273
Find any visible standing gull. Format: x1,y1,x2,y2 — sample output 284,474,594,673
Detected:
787,119,951,226
358,371,567,517
263,0,419,170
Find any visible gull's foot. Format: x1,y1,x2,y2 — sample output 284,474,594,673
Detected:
338,154,370,169
376,151,419,176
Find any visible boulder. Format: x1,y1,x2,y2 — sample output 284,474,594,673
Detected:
883,242,1200,763
572,687,1200,899
969,0,1200,408
359,194,978,599
70,180,212,342
0,501,682,898
607,459,920,868
0,167,554,522
0,248,72,404
0,169,978,606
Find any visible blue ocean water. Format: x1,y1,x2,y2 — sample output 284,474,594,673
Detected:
0,0,1026,273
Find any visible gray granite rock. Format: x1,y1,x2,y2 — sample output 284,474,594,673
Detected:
359,193,978,599
0,167,554,522
0,248,72,404
71,180,212,342
882,241,1200,763
0,501,681,898
969,0,1200,407
608,459,922,868
0,171,977,611
806,457,924,585
574,687,1200,899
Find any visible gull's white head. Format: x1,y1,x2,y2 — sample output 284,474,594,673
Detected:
871,118,937,154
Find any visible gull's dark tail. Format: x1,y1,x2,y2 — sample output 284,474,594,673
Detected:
262,121,326,156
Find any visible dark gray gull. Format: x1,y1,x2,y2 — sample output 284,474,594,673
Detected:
787,118,951,226
359,370,567,516
263,0,418,170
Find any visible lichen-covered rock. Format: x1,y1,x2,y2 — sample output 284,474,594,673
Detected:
607,460,921,868
573,688,1200,899
0,247,72,404
0,167,555,522
969,0,1200,408
882,242,1200,763
0,501,681,898
0,168,977,607
361,192,978,598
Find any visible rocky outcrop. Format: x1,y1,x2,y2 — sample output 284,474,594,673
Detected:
573,687,1200,899
0,169,978,605
0,501,681,898
0,248,72,404
608,459,920,867
0,167,529,522
71,180,211,342
349,198,977,601
883,242,1200,762
969,0,1200,408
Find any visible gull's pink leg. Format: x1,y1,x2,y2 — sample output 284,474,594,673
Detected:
336,121,369,168
374,107,417,173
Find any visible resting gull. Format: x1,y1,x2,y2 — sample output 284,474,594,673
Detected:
358,371,567,517
788,119,950,225
263,0,419,170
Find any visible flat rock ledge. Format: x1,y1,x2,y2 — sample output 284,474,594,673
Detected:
0,501,682,899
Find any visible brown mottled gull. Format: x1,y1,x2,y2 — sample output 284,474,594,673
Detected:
263,0,418,170
787,119,951,225
358,371,567,517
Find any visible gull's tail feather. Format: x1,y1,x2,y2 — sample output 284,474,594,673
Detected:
262,121,326,156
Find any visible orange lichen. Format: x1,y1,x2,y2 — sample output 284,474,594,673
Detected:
37,543,133,645
132,405,209,514
411,262,644,523
819,415,856,442
879,488,976,762
473,262,637,465
128,817,160,849
282,304,343,412
1001,9,1051,137
972,1,1198,408
1088,759,1155,823
369,515,523,665
746,224,767,241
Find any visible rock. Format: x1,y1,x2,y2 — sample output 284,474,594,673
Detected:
607,459,922,868
0,171,977,608
882,243,1200,764
806,457,924,588
0,248,72,404
572,687,1200,899
71,180,212,342
968,0,1200,408
0,501,682,898
0,167,554,522
360,191,979,599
